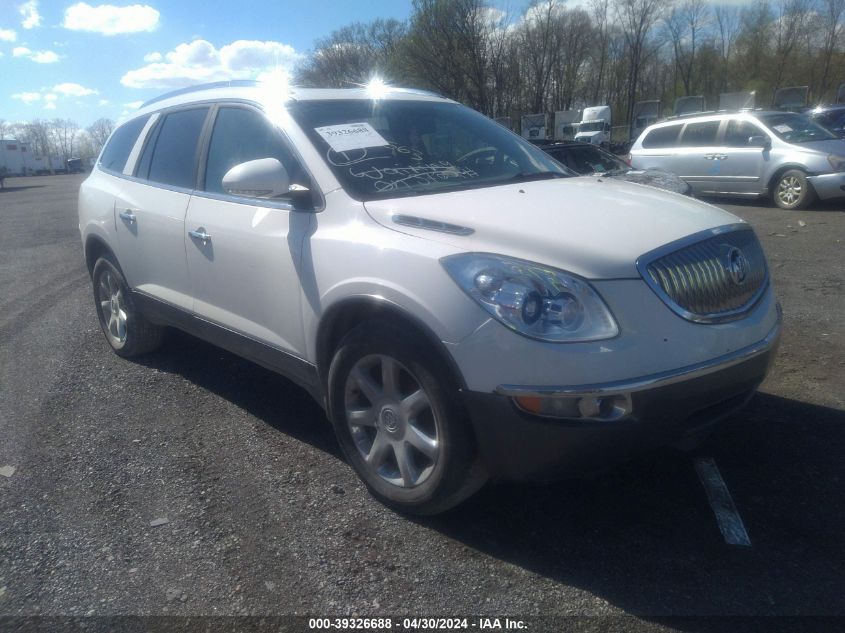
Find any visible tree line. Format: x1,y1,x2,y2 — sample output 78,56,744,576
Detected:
0,117,114,163
296,0,845,129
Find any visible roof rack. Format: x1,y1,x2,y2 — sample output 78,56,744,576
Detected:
140,80,261,108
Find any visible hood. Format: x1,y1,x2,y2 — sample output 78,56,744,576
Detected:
611,169,692,196
363,177,741,279
575,131,603,142
792,138,845,156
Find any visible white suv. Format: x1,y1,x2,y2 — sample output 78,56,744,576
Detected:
79,81,781,514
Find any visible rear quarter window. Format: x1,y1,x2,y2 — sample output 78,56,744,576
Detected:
641,124,681,149
99,115,150,173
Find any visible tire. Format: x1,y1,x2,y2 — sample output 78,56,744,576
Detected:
327,319,487,515
91,255,164,357
773,169,816,210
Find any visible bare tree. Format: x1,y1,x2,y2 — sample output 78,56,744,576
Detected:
713,4,741,92
615,0,666,122
397,0,492,112
86,118,115,156
817,0,845,100
297,19,406,87
50,118,80,161
665,0,710,97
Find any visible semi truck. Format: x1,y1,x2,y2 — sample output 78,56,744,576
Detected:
574,105,612,146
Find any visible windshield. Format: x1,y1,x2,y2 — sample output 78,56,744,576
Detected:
578,121,604,133
756,112,837,143
546,144,628,175
289,100,572,201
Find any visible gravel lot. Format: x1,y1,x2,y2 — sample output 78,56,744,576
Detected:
0,174,843,631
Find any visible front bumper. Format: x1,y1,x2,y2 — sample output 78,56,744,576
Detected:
462,318,781,482
807,172,845,200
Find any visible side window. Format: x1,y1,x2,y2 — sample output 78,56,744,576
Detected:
203,107,309,195
724,120,763,147
642,125,681,149
144,108,209,189
99,115,150,172
679,121,720,147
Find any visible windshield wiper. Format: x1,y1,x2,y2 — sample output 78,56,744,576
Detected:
504,171,569,183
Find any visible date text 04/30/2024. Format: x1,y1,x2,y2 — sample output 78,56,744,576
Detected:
307,617,528,630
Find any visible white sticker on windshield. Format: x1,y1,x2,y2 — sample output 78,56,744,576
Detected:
315,122,389,152
773,124,793,133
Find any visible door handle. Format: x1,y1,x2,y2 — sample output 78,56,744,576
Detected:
704,154,716,160
188,228,211,245
715,154,728,160
118,209,137,223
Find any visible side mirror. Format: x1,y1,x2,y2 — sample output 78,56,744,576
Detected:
748,135,771,149
222,158,291,199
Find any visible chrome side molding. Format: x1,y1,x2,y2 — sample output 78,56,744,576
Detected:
392,214,474,236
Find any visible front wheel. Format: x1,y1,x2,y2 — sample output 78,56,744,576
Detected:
92,255,164,357
773,169,816,210
327,320,486,514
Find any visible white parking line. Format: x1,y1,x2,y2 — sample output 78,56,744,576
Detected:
694,457,752,547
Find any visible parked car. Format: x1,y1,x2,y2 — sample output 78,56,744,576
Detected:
538,140,691,195
630,110,845,209
807,104,845,138
79,82,780,514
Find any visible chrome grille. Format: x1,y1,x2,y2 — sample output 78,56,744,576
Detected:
639,226,768,323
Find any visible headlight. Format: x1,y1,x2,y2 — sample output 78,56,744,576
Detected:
827,154,845,171
441,253,619,343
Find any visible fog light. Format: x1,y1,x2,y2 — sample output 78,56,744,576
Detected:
514,396,581,418
513,393,632,420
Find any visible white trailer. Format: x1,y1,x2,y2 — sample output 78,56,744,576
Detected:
553,110,580,141
574,106,612,146
0,140,25,176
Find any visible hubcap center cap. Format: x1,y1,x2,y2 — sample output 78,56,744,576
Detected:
379,406,402,435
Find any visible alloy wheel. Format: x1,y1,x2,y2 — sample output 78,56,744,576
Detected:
343,354,441,488
97,270,127,346
777,175,802,206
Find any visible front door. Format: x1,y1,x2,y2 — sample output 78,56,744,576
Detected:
184,105,315,357
671,119,724,195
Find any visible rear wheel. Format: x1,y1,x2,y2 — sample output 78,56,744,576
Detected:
92,255,164,357
773,169,816,210
327,320,486,514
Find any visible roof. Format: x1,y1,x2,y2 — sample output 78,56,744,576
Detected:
131,81,452,119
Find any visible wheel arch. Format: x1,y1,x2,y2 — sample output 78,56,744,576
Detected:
84,234,118,278
766,163,814,196
315,296,468,402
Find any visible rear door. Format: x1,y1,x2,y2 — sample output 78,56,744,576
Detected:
114,106,210,310
631,123,682,171
183,104,315,358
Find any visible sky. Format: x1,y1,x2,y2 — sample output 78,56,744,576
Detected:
0,0,414,127
1,0,756,129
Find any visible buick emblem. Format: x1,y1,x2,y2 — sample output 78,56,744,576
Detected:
724,246,750,285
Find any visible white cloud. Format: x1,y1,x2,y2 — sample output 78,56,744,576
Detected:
31,49,59,63
63,2,160,35
12,91,42,103
121,38,302,89
98,98,110,105
53,82,98,96
44,93,58,102
12,45,60,63
44,101,56,110
124,100,143,109
143,51,162,62
19,0,42,29
0,28,17,42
